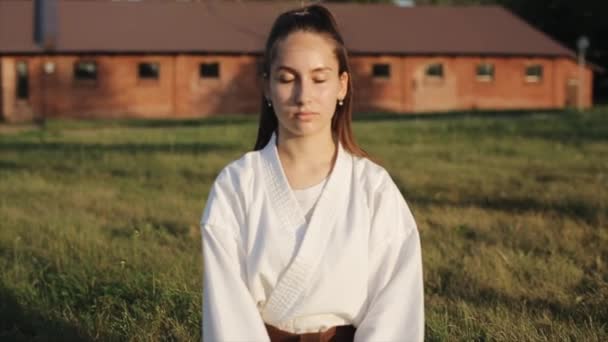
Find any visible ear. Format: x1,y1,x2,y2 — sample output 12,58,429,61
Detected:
338,71,349,100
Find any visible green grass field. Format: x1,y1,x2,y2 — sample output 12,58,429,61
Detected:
1,108,607,341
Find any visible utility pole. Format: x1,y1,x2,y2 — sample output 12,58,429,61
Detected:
34,0,58,127
577,36,589,112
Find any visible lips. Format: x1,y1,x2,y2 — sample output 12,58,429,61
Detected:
294,112,317,120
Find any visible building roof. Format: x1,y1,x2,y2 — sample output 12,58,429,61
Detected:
0,0,575,58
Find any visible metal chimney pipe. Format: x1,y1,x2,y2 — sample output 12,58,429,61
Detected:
34,0,58,51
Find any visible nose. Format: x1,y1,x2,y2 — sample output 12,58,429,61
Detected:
293,78,312,106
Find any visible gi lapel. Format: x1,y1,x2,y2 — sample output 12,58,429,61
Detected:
260,133,307,232
260,133,352,324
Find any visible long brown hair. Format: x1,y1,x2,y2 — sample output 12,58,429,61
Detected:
253,4,368,158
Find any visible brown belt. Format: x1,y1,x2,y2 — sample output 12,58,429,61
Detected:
265,323,356,342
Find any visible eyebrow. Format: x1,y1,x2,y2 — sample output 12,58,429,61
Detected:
275,65,333,73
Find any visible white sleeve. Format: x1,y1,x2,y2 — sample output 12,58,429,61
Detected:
354,177,425,342
201,172,270,342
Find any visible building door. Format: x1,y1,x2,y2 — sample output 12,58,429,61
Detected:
16,61,30,99
411,61,458,112
565,79,579,108
14,60,35,121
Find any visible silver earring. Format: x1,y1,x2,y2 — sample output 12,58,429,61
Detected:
266,99,272,107
338,99,344,106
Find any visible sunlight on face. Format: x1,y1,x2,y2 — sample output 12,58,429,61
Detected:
266,31,348,138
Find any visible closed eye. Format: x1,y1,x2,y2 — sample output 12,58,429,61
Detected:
278,74,295,83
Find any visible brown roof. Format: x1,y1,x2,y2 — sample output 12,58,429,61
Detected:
0,0,575,58
0,1,41,53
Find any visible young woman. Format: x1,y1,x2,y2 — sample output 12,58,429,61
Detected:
201,5,424,342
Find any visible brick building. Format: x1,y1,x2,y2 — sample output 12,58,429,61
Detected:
0,0,594,122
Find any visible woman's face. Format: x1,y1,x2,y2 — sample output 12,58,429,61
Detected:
266,31,348,139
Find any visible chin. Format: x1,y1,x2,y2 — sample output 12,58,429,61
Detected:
277,114,333,138
287,125,317,137
284,121,327,138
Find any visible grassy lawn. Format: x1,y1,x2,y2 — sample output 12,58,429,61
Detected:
1,108,607,341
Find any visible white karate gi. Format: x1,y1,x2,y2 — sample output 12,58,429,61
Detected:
201,133,424,342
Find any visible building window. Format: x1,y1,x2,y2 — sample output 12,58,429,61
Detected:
525,64,543,82
425,63,444,78
74,61,98,80
372,63,390,78
138,62,159,80
200,62,220,78
476,63,494,82
16,61,29,100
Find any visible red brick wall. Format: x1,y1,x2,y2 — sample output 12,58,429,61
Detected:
349,55,593,113
2,55,176,121
2,58,19,121
554,58,593,109
55,55,174,119
173,55,261,117
0,54,594,122
0,54,263,121
350,56,406,112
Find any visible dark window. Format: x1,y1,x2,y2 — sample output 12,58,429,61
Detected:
74,61,97,80
200,63,220,78
138,62,160,79
16,61,29,99
476,63,495,81
525,64,543,82
372,64,390,78
426,63,444,78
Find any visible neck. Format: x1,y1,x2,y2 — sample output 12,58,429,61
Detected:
276,128,336,167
